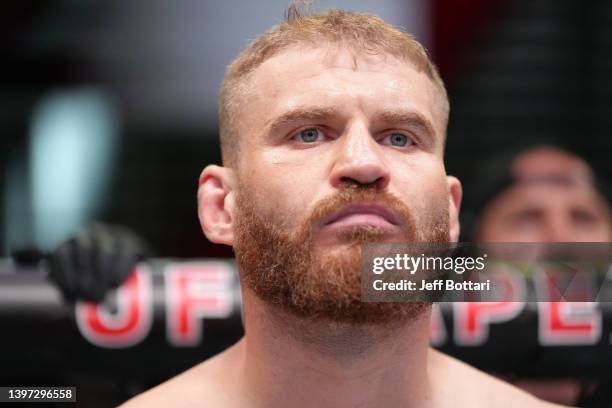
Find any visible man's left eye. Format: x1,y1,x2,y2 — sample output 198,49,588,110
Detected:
382,133,413,147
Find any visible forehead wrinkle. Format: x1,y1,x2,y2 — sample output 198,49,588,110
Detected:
246,48,446,146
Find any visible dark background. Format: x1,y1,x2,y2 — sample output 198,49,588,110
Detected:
2,1,612,406
3,0,610,258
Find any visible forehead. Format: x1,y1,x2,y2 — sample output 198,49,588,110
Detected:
488,180,608,216
240,45,445,137
485,147,609,213
512,147,592,181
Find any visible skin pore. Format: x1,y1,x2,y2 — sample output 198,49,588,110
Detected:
120,45,562,407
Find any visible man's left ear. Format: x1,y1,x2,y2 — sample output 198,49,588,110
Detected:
197,165,236,246
446,176,462,242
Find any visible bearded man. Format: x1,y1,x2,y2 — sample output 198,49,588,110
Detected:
121,7,562,408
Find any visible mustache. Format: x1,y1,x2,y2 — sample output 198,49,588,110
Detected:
307,184,417,236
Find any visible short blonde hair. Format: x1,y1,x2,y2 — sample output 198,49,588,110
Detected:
219,7,448,165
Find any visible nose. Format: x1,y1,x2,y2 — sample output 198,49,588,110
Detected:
329,123,390,189
542,214,573,243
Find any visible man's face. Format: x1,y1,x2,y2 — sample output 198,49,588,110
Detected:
234,46,453,242
224,45,460,322
476,148,612,243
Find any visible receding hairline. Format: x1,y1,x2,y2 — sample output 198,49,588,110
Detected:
219,8,449,166
242,41,447,107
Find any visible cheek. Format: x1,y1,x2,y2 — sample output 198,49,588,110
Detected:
238,152,327,229
578,225,612,242
393,161,449,216
478,224,525,243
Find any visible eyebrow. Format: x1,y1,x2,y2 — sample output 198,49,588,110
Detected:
265,106,437,143
377,110,436,141
265,107,337,135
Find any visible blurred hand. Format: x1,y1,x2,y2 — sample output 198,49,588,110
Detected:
48,223,149,302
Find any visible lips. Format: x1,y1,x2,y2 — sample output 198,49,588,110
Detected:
322,203,401,227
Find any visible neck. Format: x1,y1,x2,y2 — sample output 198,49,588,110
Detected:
236,290,433,408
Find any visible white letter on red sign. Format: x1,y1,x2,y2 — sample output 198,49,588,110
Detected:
166,262,234,346
76,266,153,348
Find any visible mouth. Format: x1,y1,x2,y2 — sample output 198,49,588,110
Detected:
322,203,401,229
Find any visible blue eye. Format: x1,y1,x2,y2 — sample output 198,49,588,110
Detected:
383,133,412,147
297,128,320,143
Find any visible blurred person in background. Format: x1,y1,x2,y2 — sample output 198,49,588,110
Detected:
469,145,611,244
462,142,612,406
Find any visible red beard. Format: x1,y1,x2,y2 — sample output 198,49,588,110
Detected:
234,184,450,325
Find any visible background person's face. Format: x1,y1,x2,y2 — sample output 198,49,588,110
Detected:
231,46,456,251
476,149,612,243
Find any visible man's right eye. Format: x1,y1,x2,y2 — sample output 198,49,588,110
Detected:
294,128,321,143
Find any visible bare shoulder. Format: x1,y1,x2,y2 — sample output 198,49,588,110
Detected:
428,348,569,408
118,341,243,408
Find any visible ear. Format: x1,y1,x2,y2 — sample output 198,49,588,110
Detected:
197,165,235,246
446,176,462,242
